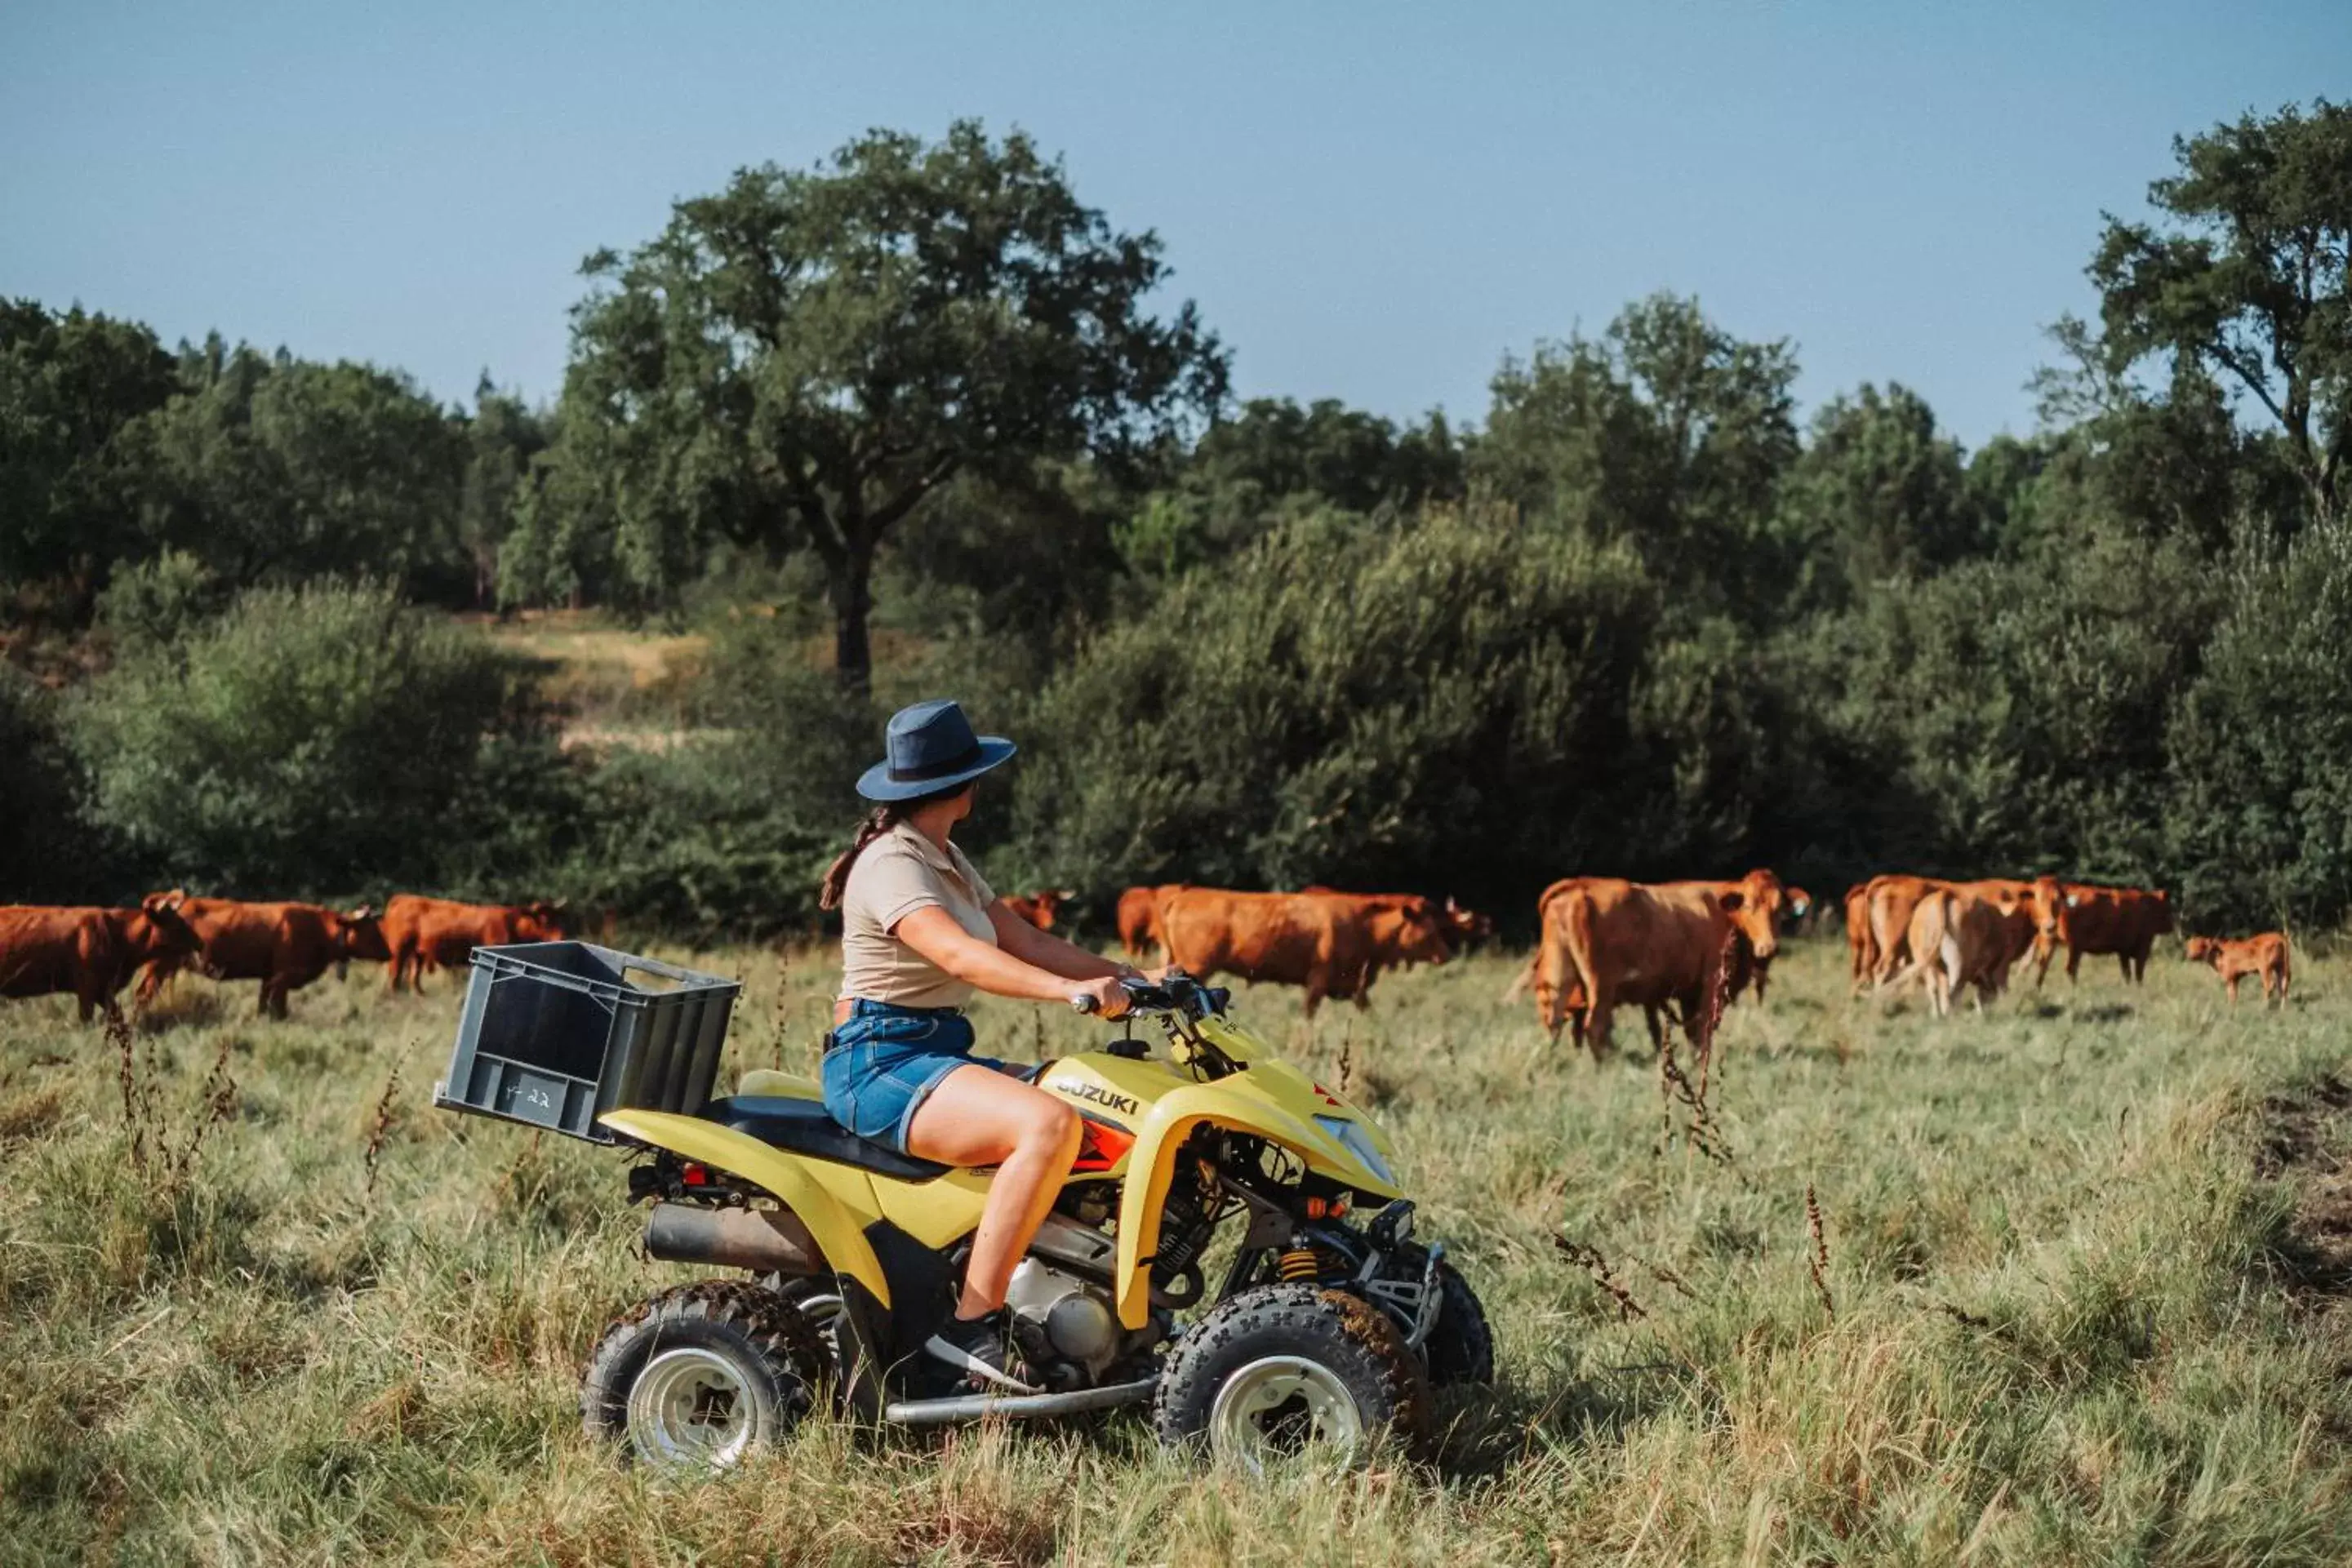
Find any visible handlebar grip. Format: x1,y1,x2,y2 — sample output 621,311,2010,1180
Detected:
1070,993,1100,1015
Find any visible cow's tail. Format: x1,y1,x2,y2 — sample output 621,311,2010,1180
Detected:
1559,891,1605,1059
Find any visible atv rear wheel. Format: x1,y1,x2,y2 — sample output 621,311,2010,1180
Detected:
764,1275,851,1369
1154,1284,1431,1472
582,1281,829,1471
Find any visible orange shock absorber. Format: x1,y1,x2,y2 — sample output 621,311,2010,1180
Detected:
1277,1246,1322,1282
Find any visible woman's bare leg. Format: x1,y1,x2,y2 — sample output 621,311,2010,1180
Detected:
905,1065,1083,1317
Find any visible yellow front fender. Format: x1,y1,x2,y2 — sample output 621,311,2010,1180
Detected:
1109,1077,1400,1330
598,1108,891,1308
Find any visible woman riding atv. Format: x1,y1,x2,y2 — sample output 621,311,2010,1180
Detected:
818,698,1136,1387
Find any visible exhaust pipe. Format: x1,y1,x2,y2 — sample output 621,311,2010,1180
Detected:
884,1376,1158,1425
642,1202,825,1277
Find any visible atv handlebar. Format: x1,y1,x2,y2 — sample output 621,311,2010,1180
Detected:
1069,970,1229,1022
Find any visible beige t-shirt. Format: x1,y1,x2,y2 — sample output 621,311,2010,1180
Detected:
837,820,998,1008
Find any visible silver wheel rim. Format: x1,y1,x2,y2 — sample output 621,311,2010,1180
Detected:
1207,1354,1366,1472
626,1346,757,1470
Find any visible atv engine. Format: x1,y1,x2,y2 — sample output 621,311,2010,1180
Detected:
1005,1214,1166,1386
1003,1257,1124,1382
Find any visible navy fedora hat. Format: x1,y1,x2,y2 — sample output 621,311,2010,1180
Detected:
856,699,1017,802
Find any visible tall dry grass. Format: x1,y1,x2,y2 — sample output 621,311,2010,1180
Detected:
3,939,2350,1563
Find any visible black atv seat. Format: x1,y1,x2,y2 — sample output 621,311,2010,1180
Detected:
699,1095,950,1182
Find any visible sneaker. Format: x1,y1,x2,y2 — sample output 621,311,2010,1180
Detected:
923,1311,1037,1394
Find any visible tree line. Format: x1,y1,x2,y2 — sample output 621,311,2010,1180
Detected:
2,102,2347,938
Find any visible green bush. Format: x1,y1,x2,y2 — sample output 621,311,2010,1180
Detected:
1007,506,1670,908
93,549,224,651
1786,522,2222,882
2167,519,2352,931
0,665,96,899
69,580,548,894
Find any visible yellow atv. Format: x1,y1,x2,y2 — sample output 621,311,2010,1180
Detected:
435,948,1490,1472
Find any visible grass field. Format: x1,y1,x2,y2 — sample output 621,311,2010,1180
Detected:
4,935,2350,1565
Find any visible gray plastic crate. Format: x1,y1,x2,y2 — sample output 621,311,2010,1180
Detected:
432,942,739,1144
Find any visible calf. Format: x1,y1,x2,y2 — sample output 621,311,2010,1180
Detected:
2185,934,2290,1006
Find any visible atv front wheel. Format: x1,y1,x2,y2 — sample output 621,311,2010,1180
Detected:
1366,1245,1494,1386
582,1281,829,1470
1154,1284,1431,1471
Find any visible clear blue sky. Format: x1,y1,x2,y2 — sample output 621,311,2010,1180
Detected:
3,2,2343,447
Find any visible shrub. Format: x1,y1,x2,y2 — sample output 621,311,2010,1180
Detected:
94,550,224,651
0,665,95,899
69,581,546,893
2167,519,2352,930
1786,522,2222,882
1007,505,1669,908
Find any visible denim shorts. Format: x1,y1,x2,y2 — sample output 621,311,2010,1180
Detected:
821,1000,1012,1154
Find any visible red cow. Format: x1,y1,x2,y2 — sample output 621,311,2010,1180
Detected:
1533,878,1770,1071
0,895,202,1022
1115,884,1186,958
1158,888,1453,1016
379,894,567,993
2043,884,2176,984
1002,891,1066,932
2185,933,2290,1006
136,896,387,1019
1890,881,2056,1017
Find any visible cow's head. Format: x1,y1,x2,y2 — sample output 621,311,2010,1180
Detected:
1724,871,1782,962
2026,876,2065,959
1380,899,1456,968
1785,886,1813,926
2184,935,2219,966
133,891,201,959
514,900,567,942
334,904,391,965
1441,896,1493,944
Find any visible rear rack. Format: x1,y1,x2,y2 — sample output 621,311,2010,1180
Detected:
431,941,740,1144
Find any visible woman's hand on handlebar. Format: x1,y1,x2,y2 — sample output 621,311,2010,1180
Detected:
1071,975,1131,1018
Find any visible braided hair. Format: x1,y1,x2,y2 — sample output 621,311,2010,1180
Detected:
818,783,975,912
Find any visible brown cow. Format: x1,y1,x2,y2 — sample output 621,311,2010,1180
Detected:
1663,870,1794,1007
1888,879,2061,1016
1002,891,1066,932
1518,870,1790,1017
2185,933,2290,1006
1843,881,1878,993
1115,884,1186,958
1865,876,1949,988
1303,887,1492,947
380,894,567,993
0,896,201,1022
1534,879,1766,1068
1158,889,1453,1015
2041,884,2176,985
137,896,387,1019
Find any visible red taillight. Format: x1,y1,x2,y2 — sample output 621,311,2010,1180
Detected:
680,1162,709,1186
